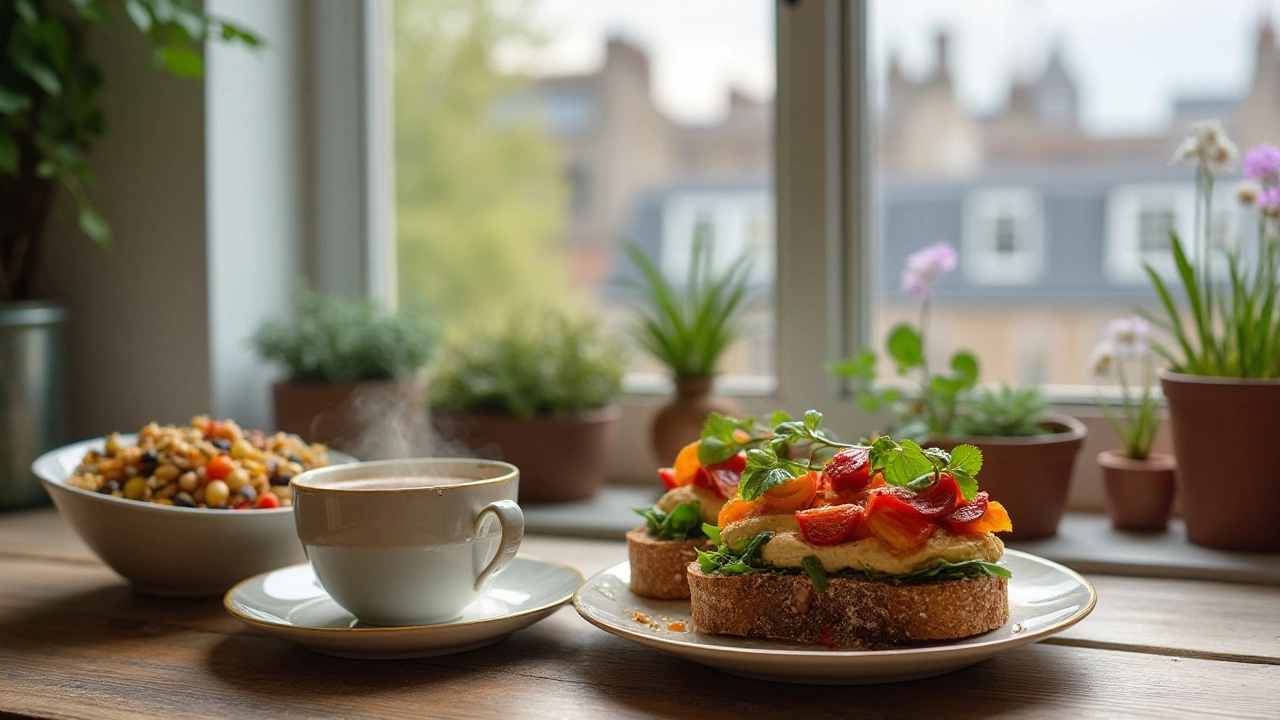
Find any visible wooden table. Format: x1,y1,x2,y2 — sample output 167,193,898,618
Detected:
2,509,1278,719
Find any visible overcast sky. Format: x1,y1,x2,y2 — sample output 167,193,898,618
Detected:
505,0,1280,136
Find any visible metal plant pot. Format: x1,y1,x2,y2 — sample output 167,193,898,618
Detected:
1,301,68,510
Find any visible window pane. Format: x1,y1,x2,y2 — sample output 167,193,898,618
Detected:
393,0,776,378
870,0,1269,387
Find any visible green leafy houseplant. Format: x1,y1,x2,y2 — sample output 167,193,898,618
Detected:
622,232,752,379
0,0,257,302
252,286,434,384
429,313,626,420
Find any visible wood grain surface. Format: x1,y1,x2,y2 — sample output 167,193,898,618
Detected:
1,509,1278,719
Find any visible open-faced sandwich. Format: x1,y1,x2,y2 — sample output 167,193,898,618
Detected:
628,416,771,599
688,409,1012,648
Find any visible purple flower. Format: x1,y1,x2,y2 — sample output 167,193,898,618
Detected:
1261,187,1280,209
902,242,958,300
1243,143,1280,185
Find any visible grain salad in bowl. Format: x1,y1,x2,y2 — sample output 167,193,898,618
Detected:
65,416,329,510
34,418,352,597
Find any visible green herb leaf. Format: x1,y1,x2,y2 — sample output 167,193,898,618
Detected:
886,323,924,372
948,444,982,476
769,410,792,426
950,469,979,502
803,409,822,431
702,523,721,545
0,87,32,114
157,45,204,78
739,464,795,502
950,351,979,386
633,502,705,541
697,531,775,575
125,0,152,33
78,207,110,245
802,556,828,592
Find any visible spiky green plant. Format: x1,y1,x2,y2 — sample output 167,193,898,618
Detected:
621,232,752,379
955,385,1050,437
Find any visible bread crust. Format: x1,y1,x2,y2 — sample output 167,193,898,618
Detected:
686,563,1008,647
626,528,714,599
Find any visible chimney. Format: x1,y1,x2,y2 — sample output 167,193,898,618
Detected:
934,30,951,82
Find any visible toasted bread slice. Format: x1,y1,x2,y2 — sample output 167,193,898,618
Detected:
686,563,1008,647
626,528,714,599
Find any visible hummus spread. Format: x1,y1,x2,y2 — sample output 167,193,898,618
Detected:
720,513,1003,575
656,485,725,525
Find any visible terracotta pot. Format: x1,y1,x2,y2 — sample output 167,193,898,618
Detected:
272,380,424,459
1098,450,1176,532
431,406,619,504
930,413,1086,541
651,378,741,467
1161,372,1280,551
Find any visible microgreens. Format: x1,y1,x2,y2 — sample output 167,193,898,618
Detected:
696,412,775,466
634,503,704,541
735,410,984,502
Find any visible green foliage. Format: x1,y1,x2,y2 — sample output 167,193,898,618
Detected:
955,385,1050,437
393,0,575,327
831,327,979,441
734,410,985,502
252,286,434,384
695,531,773,576
0,0,257,301
429,312,626,419
801,556,827,592
621,232,752,379
633,502,704,541
696,412,773,465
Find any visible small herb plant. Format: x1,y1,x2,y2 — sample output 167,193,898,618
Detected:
252,285,434,384
954,385,1050,438
830,242,979,440
429,312,626,419
1089,317,1161,460
633,502,703,541
621,232,752,379
1146,121,1280,378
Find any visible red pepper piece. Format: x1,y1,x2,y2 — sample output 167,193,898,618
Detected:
658,468,679,491
899,473,963,518
865,492,936,553
823,448,871,493
940,492,989,532
796,504,867,546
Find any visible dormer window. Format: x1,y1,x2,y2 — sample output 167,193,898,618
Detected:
961,188,1045,285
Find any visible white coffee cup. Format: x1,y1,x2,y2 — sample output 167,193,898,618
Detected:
291,458,524,626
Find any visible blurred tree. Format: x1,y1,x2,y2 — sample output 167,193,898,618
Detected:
394,0,575,327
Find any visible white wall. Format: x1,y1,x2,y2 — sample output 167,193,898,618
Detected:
207,0,306,428
34,18,211,437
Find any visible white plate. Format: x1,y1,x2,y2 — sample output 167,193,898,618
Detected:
573,549,1095,685
225,556,583,659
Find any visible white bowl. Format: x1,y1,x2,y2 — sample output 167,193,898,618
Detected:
33,434,356,598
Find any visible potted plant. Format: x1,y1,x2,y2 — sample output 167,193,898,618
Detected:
1145,121,1280,550
1089,317,1174,532
253,286,434,458
428,312,626,503
833,242,1085,540
0,2,255,509
622,234,753,466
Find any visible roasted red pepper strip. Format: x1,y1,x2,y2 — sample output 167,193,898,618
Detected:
658,467,679,491
865,491,935,553
823,448,872,493
939,491,988,531
897,473,963,518
796,504,867,546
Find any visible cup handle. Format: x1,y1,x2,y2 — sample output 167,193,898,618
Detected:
473,499,524,592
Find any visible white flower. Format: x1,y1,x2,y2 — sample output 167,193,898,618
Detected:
1172,119,1238,174
901,242,958,301
1106,316,1151,358
1237,180,1261,206
1089,342,1115,378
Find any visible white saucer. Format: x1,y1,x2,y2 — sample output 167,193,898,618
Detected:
573,549,1095,685
225,556,583,659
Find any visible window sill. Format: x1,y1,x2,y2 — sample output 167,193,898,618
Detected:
622,372,777,398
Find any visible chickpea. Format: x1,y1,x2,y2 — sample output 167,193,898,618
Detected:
178,472,199,492
206,480,230,507
123,477,146,500
154,464,180,482
230,440,254,460
226,468,250,491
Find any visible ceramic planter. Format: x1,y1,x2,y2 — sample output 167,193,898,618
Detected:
1160,372,1280,551
431,405,619,504
0,302,69,509
272,379,423,459
1098,450,1175,532
930,413,1087,540
650,378,740,467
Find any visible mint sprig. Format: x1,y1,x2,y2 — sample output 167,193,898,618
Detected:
633,502,704,541
868,438,983,501
697,412,773,466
